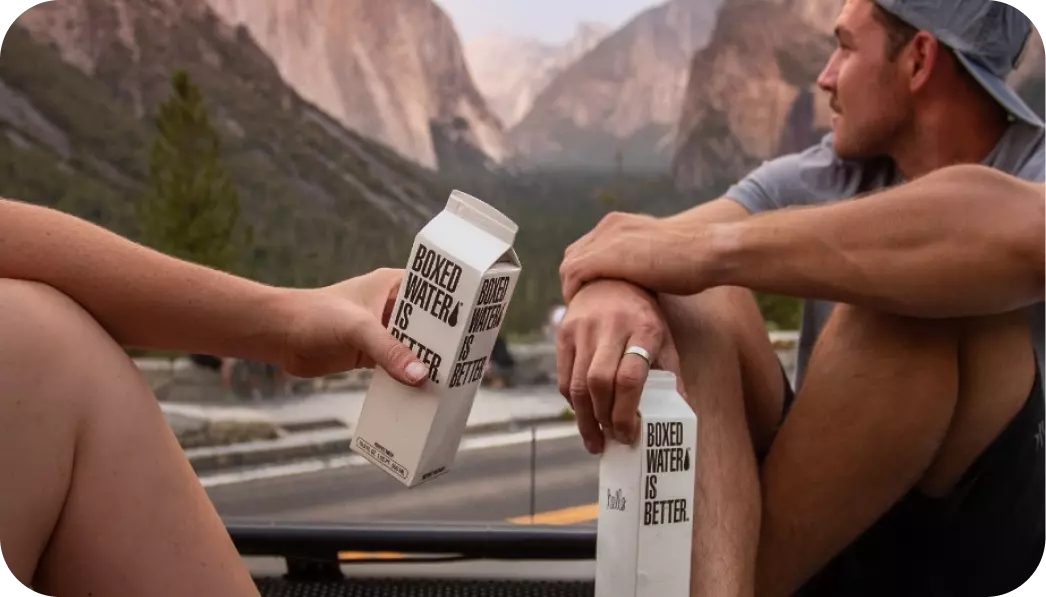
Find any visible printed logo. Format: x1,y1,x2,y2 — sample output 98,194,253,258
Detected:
404,243,464,329
607,488,627,511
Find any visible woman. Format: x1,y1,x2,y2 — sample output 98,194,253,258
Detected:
0,198,429,596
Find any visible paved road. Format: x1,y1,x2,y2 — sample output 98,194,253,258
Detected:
208,430,600,526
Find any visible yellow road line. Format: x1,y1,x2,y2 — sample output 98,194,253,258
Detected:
338,551,408,560
507,503,599,525
337,502,599,560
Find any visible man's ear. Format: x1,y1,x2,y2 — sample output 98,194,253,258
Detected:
906,31,941,92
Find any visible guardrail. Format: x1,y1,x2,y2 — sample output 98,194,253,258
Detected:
228,521,597,562
140,332,800,399
230,520,597,581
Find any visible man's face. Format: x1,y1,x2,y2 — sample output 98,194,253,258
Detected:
817,0,914,158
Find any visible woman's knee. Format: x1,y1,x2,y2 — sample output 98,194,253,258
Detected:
0,280,134,378
1,278,107,345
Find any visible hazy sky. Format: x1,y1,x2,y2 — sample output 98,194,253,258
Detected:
434,0,666,44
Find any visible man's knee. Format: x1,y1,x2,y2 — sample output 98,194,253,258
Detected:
659,287,762,355
660,286,786,450
819,302,960,359
813,303,1036,494
922,309,1036,496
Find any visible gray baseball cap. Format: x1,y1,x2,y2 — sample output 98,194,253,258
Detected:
875,0,1042,127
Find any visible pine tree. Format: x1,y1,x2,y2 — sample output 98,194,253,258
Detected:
139,69,250,272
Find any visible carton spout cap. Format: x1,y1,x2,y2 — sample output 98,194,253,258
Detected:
447,190,517,246
645,370,680,392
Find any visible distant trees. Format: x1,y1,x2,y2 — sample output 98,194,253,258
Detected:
138,69,251,273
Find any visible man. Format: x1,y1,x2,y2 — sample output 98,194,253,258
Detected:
557,1,1044,595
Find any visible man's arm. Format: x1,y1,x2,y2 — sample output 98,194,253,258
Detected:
710,164,1044,318
569,197,757,299
0,198,286,361
664,194,755,226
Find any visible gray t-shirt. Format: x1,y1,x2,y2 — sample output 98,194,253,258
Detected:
725,122,1045,387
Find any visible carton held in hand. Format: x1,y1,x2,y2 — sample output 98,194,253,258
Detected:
596,370,698,597
350,190,522,487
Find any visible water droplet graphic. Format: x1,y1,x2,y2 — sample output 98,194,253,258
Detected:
448,302,460,327
684,448,691,471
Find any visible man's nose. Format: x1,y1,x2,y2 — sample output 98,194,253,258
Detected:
817,52,839,91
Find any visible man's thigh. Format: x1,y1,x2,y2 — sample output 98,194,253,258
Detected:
790,311,1046,593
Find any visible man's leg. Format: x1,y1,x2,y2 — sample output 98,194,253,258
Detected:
659,286,789,597
0,279,260,596
755,305,1034,596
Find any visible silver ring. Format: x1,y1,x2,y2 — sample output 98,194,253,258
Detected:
623,345,652,366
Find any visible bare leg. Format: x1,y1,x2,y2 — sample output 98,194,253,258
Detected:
755,305,1034,596
659,286,787,597
0,279,259,596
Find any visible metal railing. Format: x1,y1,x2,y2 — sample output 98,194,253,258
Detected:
228,520,597,562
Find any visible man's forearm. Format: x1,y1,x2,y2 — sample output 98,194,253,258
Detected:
710,165,1044,318
0,199,287,361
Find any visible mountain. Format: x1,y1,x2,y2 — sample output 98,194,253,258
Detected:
507,0,726,172
2,0,447,289
203,0,507,171
465,22,612,129
672,0,841,191
781,0,843,34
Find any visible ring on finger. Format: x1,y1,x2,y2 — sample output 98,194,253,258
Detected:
623,345,652,366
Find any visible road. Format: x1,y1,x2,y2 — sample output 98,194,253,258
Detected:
208,427,600,527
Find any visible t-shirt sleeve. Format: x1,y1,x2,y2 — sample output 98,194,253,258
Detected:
724,133,888,213
1016,148,1045,183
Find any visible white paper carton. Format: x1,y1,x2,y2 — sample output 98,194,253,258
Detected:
350,190,522,487
596,370,698,597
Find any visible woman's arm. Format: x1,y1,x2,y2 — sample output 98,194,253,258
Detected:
0,198,288,362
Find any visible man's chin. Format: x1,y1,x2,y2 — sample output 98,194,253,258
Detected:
832,136,854,157
831,135,869,160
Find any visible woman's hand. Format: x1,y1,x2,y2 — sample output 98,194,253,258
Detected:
276,268,429,386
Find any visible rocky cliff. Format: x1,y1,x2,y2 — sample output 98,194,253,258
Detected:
4,0,445,287
673,0,841,191
466,22,612,129
781,0,844,34
508,0,725,172
203,0,507,171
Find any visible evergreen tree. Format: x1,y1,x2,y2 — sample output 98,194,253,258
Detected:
139,69,250,272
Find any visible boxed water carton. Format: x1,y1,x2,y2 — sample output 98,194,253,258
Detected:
350,190,522,487
596,370,698,597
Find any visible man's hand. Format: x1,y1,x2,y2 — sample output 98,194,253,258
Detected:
557,279,682,454
276,268,429,386
560,211,722,303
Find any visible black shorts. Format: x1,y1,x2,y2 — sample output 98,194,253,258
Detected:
783,363,1045,596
